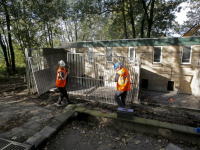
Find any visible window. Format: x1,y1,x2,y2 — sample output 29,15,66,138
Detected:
181,46,192,64
88,47,93,62
106,47,113,62
99,76,104,86
153,46,162,63
82,74,85,84
129,47,136,62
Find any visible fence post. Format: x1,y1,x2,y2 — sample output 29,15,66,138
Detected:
133,55,142,105
25,48,30,95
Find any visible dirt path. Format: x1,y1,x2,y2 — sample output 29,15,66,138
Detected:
0,77,200,144
0,77,65,143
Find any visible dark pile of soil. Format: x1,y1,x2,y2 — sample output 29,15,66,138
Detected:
79,101,200,128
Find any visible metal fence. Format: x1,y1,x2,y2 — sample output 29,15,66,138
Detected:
25,48,58,95
28,56,55,95
25,49,141,106
66,53,141,106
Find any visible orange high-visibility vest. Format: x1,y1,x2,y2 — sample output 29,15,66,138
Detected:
117,68,131,91
56,66,66,87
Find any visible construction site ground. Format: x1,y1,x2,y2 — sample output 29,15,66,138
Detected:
0,77,200,149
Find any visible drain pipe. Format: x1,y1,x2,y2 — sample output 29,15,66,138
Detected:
197,54,200,98
197,54,200,70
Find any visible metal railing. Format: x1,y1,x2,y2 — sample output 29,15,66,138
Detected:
25,49,141,106
66,53,141,106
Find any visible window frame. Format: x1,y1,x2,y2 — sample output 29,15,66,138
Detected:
153,46,162,63
128,47,136,62
71,48,76,53
106,47,113,62
88,47,94,62
70,48,76,61
181,45,192,64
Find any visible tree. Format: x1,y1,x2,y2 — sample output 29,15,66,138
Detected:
181,0,200,36
99,0,186,39
0,34,10,72
0,0,16,73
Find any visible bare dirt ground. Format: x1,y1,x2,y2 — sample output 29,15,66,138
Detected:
0,77,200,149
0,77,65,142
0,77,200,132
39,119,198,150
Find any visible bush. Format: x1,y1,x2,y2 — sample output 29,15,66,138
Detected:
14,65,26,77
0,71,9,81
0,63,26,80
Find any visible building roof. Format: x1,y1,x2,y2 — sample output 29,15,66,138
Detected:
59,36,200,48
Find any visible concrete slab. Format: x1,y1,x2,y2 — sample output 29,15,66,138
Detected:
165,143,182,150
26,133,47,148
39,126,56,138
64,104,76,110
48,119,63,130
171,124,189,134
74,107,86,113
158,121,173,130
187,126,200,136
56,110,75,122
133,117,145,125
145,119,159,127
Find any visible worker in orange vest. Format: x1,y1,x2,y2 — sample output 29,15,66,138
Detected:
56,60,73,106
114,62,131,108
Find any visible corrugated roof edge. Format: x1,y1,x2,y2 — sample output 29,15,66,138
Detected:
59,36,200,48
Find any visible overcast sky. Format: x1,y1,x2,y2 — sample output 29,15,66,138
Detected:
169,2,190,37
175,2,190,24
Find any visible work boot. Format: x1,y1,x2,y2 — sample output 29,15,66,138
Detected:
56,103,63,107
62,100,67,105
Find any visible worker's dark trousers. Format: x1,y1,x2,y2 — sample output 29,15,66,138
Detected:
114,90,127,108
57,86,69,104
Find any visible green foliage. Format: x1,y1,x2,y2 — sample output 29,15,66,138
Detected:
0,62,26,77
171,0,200,36
182,0,200,36
0,0,189,75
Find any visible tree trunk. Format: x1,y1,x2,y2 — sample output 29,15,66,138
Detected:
4,1,15,73
47,23,53,48
74,13,78,42
147,0,155,38
129,0,135,38
50,24,53,48
140,16,145,38
44,22,48,46
122,0,128,39
0,33,10,73
65,22,71,42
2,28,11,64
142,0,155,38
47,23,51,47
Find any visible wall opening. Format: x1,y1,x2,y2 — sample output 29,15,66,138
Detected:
99,76,104,86
141,79,148,89
82,74,85,84
167,81,174,91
